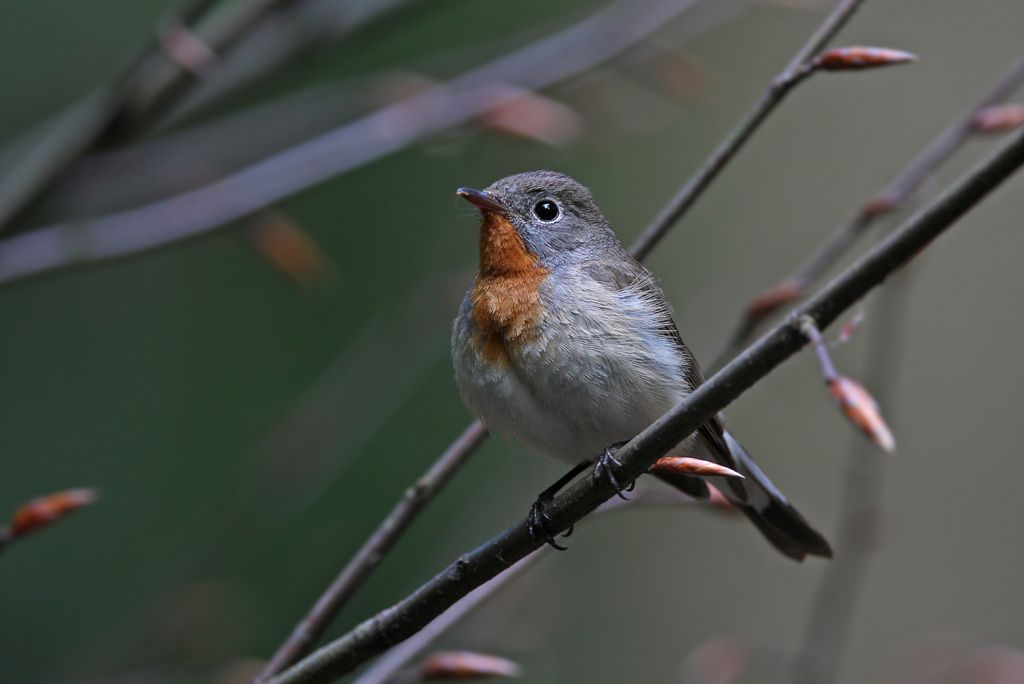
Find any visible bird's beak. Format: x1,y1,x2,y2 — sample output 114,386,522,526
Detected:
457,187,507,215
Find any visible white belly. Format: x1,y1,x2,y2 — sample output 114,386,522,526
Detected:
452,276,692,464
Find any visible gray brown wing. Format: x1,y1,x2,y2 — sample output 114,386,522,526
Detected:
579,256,734,464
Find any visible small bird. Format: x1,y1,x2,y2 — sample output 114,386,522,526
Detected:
451,170,831,560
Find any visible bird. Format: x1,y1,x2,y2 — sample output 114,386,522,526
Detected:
450,170,831,561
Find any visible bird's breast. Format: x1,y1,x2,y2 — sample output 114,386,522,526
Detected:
470,212,550,366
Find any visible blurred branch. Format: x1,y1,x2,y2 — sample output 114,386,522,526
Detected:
629,0,874,259
793,275,910,684
713,54,1024,366
267,123,1024,684
0,0,294,233
0,0,703,288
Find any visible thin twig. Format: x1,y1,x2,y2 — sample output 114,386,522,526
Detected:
629,0,867,260
712,55,1024,367
268,123,1024,684
258,1,879,672
0,0,701,288
793,275,910,684
255,421,488,681
351,487,701,684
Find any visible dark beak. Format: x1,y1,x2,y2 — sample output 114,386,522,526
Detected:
456,187,507,214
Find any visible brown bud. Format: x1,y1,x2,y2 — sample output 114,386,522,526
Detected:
829,376,896,452
973,103,1024,133
651,457,743,480
9,488,98,539
814,46,917,72
248,214,333,290
419,651,521,680
745,280,805,324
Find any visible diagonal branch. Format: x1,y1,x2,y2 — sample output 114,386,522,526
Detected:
268,116,1024,684
0,0,294,234
0,0,701,288
629,0,867,260
254,420,488,681
713,54,1024,366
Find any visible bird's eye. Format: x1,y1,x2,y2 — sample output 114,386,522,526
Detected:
533,199,561,222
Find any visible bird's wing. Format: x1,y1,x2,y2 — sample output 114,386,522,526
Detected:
579,255,735,468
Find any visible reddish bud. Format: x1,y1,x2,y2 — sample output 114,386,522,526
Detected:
814,46,917,72
829,376,896,452
651,457,743,480
973,103,1024,133
745,280,805,324
9,488,98,539
248,215,333,290
419,651,521,680
480,86,583,147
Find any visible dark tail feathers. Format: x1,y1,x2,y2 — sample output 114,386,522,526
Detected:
725,431,831,561
654,431,831,561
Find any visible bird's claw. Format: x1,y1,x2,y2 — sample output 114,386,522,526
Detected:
593,443,635,499
528,495,572,550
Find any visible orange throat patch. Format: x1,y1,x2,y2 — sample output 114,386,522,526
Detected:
471,212,549,365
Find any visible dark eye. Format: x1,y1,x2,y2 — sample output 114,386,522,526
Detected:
533,199,561,222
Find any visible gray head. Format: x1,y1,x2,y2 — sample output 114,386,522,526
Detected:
457,170,622,267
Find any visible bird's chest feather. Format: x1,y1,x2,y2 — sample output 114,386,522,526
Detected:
455,260,687,462
468,213,550,365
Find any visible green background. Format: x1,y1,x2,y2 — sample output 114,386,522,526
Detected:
1,1,1023,682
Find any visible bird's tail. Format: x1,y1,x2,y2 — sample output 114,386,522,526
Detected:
723,431,832,561
653,430,832,561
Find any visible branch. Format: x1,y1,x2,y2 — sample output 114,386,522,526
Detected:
714,54,1024,365
0,0,290,233
352,487,703,684
794,274,911,684
268,121,1024,684
254,421,488,681
628,0,869,259
0,0,702,288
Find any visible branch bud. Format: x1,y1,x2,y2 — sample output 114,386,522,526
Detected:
813,46,917,72
418,651,522,680
9,488,98,539
973,103,1024,133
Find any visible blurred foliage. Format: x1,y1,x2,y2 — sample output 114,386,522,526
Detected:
1,1,1023,683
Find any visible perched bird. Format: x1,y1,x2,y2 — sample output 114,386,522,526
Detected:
451,170,831,560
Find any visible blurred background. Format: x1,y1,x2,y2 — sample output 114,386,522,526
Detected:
1,0,1023,682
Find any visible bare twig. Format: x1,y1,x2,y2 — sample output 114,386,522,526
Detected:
255,421,488,681
714,55,1024,365
793,276,911,684
0,0,702,288
352,487,701,684
629,0,871,260
268,123,1024,684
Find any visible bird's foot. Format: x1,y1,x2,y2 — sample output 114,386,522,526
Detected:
593,442,635,499
528,494,572,550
